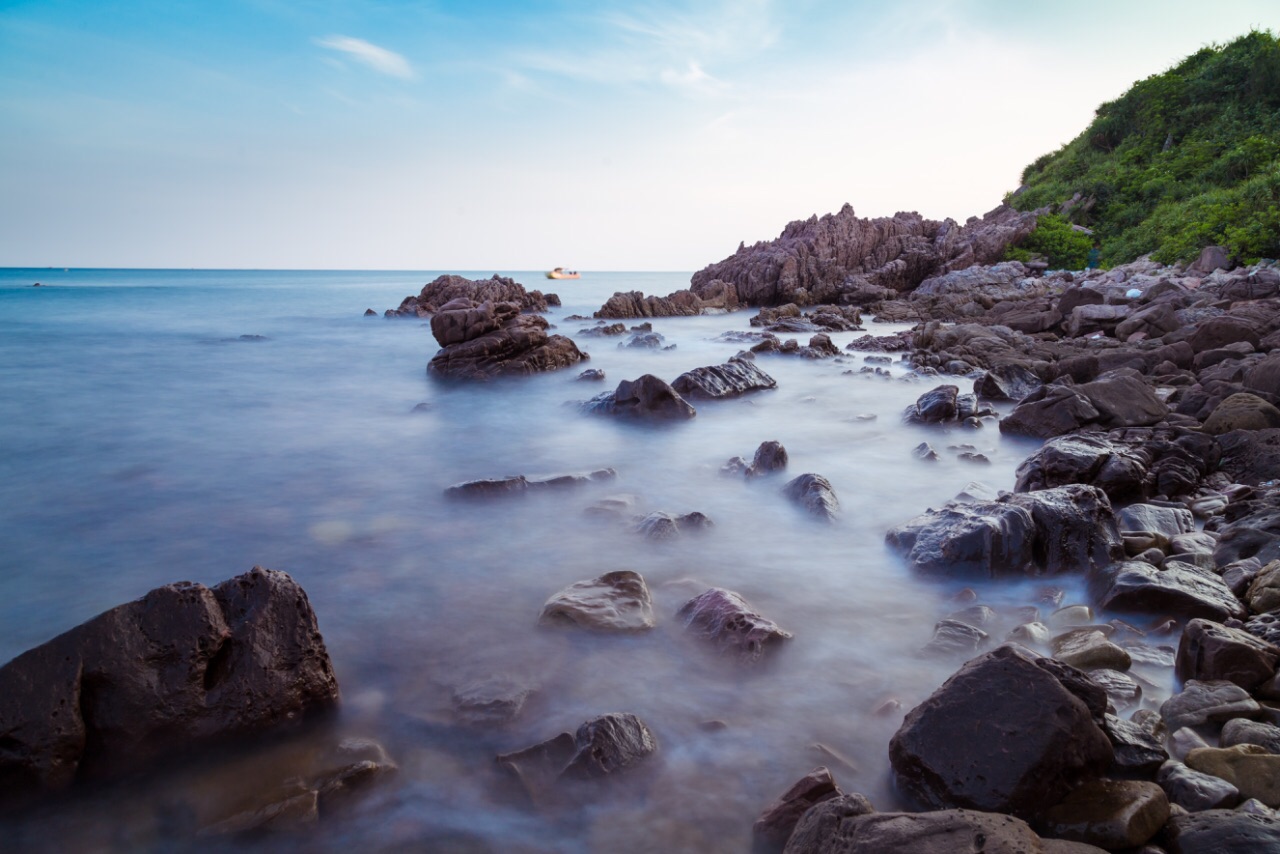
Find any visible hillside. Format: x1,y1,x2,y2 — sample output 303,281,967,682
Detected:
1009,29,1280,267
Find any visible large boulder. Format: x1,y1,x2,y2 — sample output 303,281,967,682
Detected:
584,374,697,420
388,273,551,316
427,301,585,380
1013,434,1148,504
1203,393,1280,435
888,645,1113,818
670,358,777,400
886,486,1120,579
1176,618,1280,691
0,567,339,797
1090,560,1246,623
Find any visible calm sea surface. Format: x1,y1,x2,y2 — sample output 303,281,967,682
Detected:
0,268,1163,852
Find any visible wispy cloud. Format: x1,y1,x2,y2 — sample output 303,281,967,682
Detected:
315,35,414,80
659,60,728,95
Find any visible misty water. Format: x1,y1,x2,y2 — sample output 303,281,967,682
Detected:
0,269,1173,852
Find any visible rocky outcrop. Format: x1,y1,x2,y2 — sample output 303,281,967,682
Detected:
593,280,740,319
687,203,1039,307
671,357,777,400
388,274,552,317
0,567,339,798
888,645,1112,818
427,299,585,380
583,374,697,420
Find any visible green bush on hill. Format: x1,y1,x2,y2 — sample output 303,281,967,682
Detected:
1003,214,1095,269
1009,30,1280,266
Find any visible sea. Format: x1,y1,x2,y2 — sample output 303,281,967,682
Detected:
0,268,1163,852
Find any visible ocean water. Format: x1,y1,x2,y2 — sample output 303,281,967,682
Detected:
0,268,1162,852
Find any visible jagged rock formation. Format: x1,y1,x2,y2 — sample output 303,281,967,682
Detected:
686,203,1039,308
427,299,585,380
594,280,740,319
388,274,554,317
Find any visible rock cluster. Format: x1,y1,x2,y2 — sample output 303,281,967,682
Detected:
387,273,555,317
427,297,585,380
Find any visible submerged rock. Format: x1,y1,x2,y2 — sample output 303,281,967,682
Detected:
782,473,840,521
0,567,339,797
539,570,655,632
495,712,657,795
671,358,777,400
583,374,697,420
753,766,843,847
676,588,792,664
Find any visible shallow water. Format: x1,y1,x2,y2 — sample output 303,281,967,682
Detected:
0,268,1173,852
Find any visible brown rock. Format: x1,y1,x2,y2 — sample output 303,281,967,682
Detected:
753,767,842,847
1038,779,1169,849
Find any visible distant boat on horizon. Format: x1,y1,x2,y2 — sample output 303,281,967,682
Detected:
545,267,580,280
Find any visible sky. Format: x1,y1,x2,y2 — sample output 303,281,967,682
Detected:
1,1,1277,271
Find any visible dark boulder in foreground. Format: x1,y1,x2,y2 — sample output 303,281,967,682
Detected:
584,374,697,420
671,357,777,399
888,645,1113,819
753,766,843,847
427,299,585,380
677,587,792,664
0,567,339,798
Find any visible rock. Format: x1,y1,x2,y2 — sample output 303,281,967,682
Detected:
1158,761,1242,811
1091,560,1246,623
1038,779,1168,849
784,803,1066,854
1118,503,1195,537
676,588,792,664
1216,430,1280,488
1052,630,1132,672
427,301,586,380
1013,434,1147,504
450,677,532,727
1191,246,1233,275
1104,714,1167,774
1075,372,1169,428
1186,744,1280,807
753,767,842,847
584,374,697,420
593,285,738,319
888,645,1112,818
783,473,840,522
1204,393,1280,435
444,469,616,500
389,273,551,316
620,330,667,349
748,441,789,477
888,486,1120,579
922,620,989,657
577,368,607,381
496,712,657,794
0,567,339,797
904,385,960,423
1176,618,1280,691
539,571,655,632
1160,680,1261,730
671,358,777,399
914,442,939,461
974,363,1043,402
1189,316,1261,353
1222,719,1280,755
1170,727,1213,761
689,202,1039,308
632,510,713,539
1163,809,1280,853
1000,385,1102,438
1245,560,1280,613
1008,622,1053,646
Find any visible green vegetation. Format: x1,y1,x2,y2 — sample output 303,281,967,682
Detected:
1008,30,1280,267
1003,214,1095,269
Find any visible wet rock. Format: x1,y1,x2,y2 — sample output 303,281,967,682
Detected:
496,712,657,793
427,299,586,380
914,442,939,461
1104,714,1167,774
539,570,655,632
1038,778,1168,849
584,374,697,420
1160,680,1261,730
1170,727,1213,761
390,274,551,317
784,803,1061,854
745,440,789,477
444,469,616,499
450,677,533,727
1158,761,1241,811
753,766,842,848
1117,503,1195,538
888,645,1113,818
633,510,713,540
671,358,777,400
1008,622,1052,646
783,473,840,522
1087,669,1141,711
1163,808,1280,853
1247,612,1280,646
904,385,961,423
1222,719,1280,754
1004,485,1123,575
1244,560,1280,614
593,285,738,319
676,588,792,664
576,368,607,381
1052,630,1132,672
1091,560,1246,623
922,620,989,657
1050,605,1094,627
1176,618,1280,691
999,384,1102,438
620,330,667,349
0,567,339,797
1186,744,1280,807
974,363,1043,402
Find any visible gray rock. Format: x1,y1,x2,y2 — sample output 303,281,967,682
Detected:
1222,719,1280,755
1158,761,1241,811
676,588,792,664
1103,714,1167,774
584,374,697,420
1091,560,1246,623
539,570,656,632
1176,618,1280,691
1160,680,1261,731
783,473,840,522
1118,503,1195,537
671,358,777,399
1163,808,1280,853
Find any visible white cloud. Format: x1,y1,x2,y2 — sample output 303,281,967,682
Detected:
316,35,415,80
659,60,728,95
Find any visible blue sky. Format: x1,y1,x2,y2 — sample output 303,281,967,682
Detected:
1,1,1277,269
